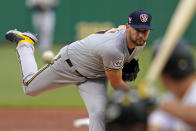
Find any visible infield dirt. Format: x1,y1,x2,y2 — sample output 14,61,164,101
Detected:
0,108,88,131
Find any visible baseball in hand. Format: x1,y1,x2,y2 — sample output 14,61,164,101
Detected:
42,50,55,64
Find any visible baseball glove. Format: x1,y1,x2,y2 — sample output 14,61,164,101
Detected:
122,58,140,82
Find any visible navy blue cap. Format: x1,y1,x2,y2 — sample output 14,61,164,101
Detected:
128,10,152,30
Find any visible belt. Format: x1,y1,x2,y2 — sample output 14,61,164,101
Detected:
65,59,73,67
65,59,85,77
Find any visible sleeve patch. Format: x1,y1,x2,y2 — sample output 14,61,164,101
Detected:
113,58,124,68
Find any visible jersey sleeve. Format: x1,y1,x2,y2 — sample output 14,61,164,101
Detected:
148,110,174,130
183,82,196,104
102,50,124,72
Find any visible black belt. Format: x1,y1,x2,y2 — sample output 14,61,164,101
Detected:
65,59,73,67
65,59,85,77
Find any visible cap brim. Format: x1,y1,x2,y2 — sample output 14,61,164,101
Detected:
131,24,153,30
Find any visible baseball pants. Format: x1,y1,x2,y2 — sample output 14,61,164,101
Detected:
16,43,108,131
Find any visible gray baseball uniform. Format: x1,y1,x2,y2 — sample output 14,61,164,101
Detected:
16,28,145,131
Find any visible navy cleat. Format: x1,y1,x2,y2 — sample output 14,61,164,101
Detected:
5,29,38,46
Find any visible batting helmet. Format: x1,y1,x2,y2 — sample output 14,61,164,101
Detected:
105,90,155,131
153,38,195,80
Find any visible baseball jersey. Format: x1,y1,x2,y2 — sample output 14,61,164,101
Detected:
148,81,196,131
67,28,145,78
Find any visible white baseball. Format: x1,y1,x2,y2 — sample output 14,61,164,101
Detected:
42,50,55,63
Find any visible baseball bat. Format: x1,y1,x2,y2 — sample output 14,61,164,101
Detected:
138,0,196,98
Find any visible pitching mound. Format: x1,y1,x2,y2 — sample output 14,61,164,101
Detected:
0,108,88,131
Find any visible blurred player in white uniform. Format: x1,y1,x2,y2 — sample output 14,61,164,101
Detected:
26,0,59,61
5,10,152,131
148,39,196,131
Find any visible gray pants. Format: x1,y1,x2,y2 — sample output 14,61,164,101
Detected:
16,43,108,131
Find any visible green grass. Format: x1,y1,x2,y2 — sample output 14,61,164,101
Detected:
0,44,195,108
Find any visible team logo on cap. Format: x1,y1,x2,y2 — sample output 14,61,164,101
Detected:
140,14,148,23
128,17,132,24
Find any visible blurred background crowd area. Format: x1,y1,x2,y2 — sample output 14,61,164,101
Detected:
0,0,195,44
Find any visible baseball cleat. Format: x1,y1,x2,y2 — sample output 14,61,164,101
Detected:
5,29,38,46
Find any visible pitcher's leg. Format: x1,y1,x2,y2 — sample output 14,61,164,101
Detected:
16,43,38,83
5,30,38,82
17,47,86,96
23,63,70,96
78,79,108,131
5,30,86,96
24,54,86,96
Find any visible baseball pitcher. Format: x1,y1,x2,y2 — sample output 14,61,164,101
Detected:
5,10,152,131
